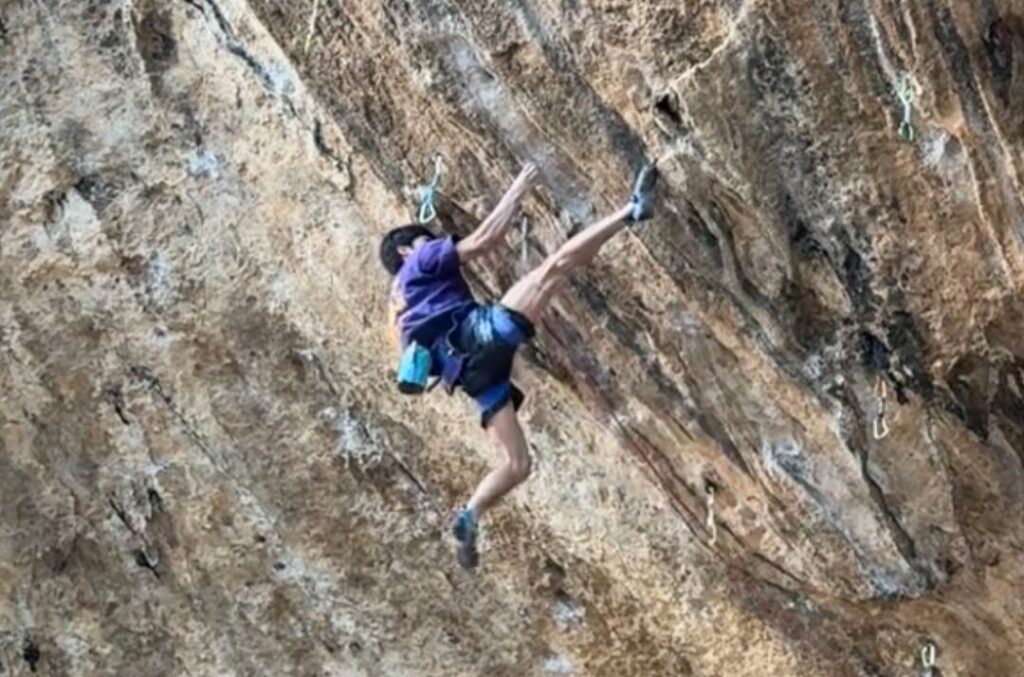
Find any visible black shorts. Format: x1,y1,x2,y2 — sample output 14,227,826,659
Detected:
452,304,535,427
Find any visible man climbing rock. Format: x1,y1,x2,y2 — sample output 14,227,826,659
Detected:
379,160,658,569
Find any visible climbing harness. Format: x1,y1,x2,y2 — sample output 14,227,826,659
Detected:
520,215,529,268
873,377,890,440
416,153,444,224
920,640,937,677
302,0,322,59
895,74,916,143
704,483,718,546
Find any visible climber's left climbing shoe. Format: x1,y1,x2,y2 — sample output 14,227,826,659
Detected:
452,507,479,570
626,162,659,223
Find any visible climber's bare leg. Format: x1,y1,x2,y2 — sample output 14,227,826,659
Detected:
453,206,642,567
462,206,633,518
462,207,633,518
465,404,530,516
453,175,655,567
501,204,633,325
476,205,634,502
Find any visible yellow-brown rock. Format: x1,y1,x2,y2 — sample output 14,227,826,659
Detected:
2,0,1023,675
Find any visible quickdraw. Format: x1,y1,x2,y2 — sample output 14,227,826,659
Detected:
520,215,529,268
416,153,444,225
705,483,718,546
896,74,916,143
920,640,936,676
302,0,322,58
873,377,890,440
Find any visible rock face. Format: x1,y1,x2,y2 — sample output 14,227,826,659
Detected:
2,0,1023,675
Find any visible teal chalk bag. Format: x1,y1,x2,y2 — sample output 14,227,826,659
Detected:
397,342,432,394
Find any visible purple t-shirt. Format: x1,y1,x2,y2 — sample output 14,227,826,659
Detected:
396,236,476,345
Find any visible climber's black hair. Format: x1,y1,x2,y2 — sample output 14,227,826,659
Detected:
378,224,435,275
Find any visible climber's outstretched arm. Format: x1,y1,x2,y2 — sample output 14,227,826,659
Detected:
457,163,539,264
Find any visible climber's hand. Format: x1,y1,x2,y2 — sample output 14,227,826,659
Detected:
458,161,540,263
512,162,540,194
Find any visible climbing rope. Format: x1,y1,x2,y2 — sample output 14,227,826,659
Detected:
920,640,936,676
873,377,890,440
416,153,444,224
520,215,529,267
302,0,322,59
895,74,916,143
705,483,718,545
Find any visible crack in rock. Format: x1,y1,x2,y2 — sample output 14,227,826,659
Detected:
183,0,298,117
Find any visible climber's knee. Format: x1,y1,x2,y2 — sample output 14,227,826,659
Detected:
487,403,532,485
501,257,569,323
508,452,532,485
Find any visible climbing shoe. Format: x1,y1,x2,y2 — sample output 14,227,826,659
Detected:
451,507,479,570
626,162,659,223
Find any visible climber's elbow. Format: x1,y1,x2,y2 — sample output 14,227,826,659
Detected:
456,230,498,262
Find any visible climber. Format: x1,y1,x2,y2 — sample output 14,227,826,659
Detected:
379,160,659,569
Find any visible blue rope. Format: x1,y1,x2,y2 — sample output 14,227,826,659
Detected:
416,155,443,224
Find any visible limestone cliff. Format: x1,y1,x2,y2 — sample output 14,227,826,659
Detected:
2,0,1023,675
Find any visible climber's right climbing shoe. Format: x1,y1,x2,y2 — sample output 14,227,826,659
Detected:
626,162,659,223
452,507,479,570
